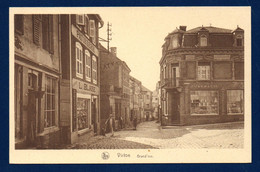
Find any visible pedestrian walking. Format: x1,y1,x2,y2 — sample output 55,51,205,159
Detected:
109,112,115,136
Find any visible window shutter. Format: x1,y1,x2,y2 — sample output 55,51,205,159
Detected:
42,15,49,50
48,15,54,54
89,20,95,37
84,16,89,34
33,15,41,45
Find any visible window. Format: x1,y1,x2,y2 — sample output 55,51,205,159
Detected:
234,62,244,80
89,20,96,45
163,65,166,79
85,50,91,81
76,14,85,26
190,91,219,115
213,62,232,79
92,55,97,84
172,38,178,48
200,35,207,46
77,97,90,130
227,90,244,114
236,35,243,46
186,61,196,79
197,62,210,80
84,15,89,35
44,75,57,128
15,14,24,34
42,15,54,53
146,95,149,99
76,42,83,78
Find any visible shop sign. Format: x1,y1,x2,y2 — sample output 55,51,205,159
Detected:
73,78,99,95
185,55,195,60
190,84,219,89
214,55,230,60
72,25,99,56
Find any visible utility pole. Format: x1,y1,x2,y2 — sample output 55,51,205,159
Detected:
99,22,112,52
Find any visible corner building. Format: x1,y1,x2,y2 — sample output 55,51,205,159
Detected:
159,26,244,125
60,14,103,144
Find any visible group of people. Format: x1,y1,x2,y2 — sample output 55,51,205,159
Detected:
105,112,138,136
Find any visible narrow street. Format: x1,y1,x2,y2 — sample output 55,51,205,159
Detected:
68,121,244,149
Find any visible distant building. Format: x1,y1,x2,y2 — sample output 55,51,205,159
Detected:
14,15,61,148
129,76,142,123
152,82,160,120
141,86,153,121
100,45,131,130
159,25,244,125
60,14,104,144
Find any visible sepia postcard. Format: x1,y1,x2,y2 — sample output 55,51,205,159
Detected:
9,7,251,163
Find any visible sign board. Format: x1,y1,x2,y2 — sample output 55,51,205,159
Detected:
214,55,230,60
72,78,99,95
71,25,99,56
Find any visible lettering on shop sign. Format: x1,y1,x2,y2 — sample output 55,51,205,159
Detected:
72,79,99,94
72,25,99,56
190,84,219,89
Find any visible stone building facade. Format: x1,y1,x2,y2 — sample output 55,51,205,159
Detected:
14,15,61,148
159,25,244,125
59,14,104,144
100,45,131,130
129,76,142,123
141,86,153,121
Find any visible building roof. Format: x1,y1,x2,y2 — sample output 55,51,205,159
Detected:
141,85,152,93
185,26,232,34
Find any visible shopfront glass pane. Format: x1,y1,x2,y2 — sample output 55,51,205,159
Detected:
77,98,89,130
190,91,219,115
227,90,244,114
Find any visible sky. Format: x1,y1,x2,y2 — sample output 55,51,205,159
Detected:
14,7,250,91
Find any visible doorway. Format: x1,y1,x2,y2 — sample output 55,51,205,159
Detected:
171,92,180,124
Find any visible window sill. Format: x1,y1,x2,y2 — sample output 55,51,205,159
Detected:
227,113,244,115
39,126,59,136
76,74,83,79
190,113,219,116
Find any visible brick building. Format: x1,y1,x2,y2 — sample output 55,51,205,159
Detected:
59,14,104,144
14,15,61,148
100,45,131,130
159,25,244,125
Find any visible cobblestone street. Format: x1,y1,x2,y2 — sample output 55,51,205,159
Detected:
68,121,244,149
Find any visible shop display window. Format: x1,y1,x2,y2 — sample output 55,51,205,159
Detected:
227,90,244,114
44,75,57,128
190,91,219,115
77,98,90,130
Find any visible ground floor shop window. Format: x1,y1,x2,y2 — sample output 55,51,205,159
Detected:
227,90,244,114
77,98,90,130
190,91,219,115
44,75,57,128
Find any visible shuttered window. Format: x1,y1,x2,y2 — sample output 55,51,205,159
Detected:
89,20,96,45
15,14,24,35
33,15,41,45
42,15,54,54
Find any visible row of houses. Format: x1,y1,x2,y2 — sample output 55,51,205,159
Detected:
158,25,244,126
14,14,153,149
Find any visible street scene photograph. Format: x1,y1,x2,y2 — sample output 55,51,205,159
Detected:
10,7,251,163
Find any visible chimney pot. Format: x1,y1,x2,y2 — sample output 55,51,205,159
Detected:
179,26,187,31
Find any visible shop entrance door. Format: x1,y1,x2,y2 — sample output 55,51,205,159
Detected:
171,92,180,124
27,73,38,146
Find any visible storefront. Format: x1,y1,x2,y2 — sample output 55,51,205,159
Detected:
15,59,60,149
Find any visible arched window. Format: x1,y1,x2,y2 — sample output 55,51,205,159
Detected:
200,35,207,46
85,50,91,81
76,42,83,78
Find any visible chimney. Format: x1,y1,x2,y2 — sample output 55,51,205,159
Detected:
179,26,187,31
110,47,117,56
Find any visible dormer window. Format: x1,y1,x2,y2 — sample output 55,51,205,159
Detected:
236,35,243,46
172,38,178,48
200,35,207,46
